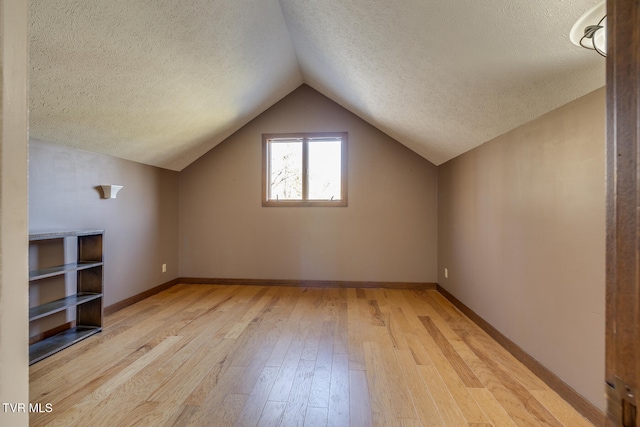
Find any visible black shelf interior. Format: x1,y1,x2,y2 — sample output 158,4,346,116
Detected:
29,230,104,364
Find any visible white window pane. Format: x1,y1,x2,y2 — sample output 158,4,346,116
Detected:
308,140,341,200
269,140,302,200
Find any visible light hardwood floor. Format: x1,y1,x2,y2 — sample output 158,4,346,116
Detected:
29,284,594,426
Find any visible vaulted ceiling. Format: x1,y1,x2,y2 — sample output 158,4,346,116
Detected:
30,0,605,171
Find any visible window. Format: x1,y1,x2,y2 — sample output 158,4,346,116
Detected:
262,132,348,207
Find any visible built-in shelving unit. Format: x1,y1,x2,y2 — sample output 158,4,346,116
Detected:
28,230,104,364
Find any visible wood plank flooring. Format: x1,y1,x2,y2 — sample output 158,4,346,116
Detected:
29,284,594,426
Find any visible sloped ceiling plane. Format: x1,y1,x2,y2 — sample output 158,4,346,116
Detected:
29,0,605,171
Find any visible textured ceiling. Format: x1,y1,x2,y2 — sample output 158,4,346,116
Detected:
30,0,605,171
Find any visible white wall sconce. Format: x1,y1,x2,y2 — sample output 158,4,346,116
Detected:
99,185,123,199
570,1,607,57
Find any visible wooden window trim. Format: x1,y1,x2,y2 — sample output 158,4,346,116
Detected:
262,132,348,207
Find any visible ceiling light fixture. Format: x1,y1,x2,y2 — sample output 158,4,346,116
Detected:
570,1,607,57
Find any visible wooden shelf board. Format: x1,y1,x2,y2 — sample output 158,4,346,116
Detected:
29,261,103,281
29,326,101,365
29,229,104,241
29,293,103,321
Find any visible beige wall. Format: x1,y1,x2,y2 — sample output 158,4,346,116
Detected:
0,0,29,425
179,85,438,282
21,69,606,417
29,140,180,306
438,88,606,409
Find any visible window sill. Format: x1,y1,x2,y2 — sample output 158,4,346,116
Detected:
262,200,347,207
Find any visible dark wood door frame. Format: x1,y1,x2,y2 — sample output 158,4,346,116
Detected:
605,0,640,426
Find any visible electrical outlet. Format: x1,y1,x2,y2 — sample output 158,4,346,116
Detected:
162,264,167,273
444,268,448,279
